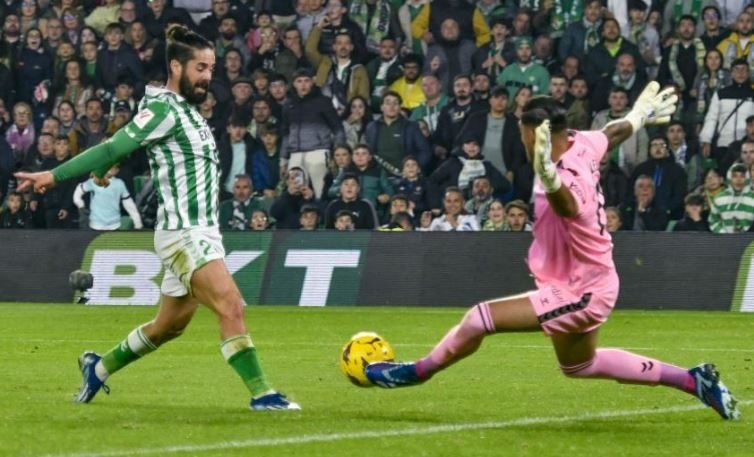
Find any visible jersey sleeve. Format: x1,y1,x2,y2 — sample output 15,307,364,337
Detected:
123,100,176,146
82,179,95,192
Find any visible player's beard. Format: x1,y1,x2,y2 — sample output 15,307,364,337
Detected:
179,71,209,105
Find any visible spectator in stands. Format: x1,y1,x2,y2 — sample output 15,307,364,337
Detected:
388,54,424,111
409,74,448,136
199,0,249,42
620,174,670,231
364,36,401,111
631,135,688,220
429,186,479,231
464,175,494,225
53,59,93,117
566,76,592,130
383,194,412,224
622,0,660,71
472,17,513,82
296,0,327,42
717,12,754,69
584,18,644,87
324,143,352,199
709,163,754,233
219,115,256,201
548,73,569,107
80,40,98,82
270,166,315,229
365,91,431,174
6,102,35,160
557,0,603,62
143,0,193,43
118,0,137,29
307,21,370,115
348,143,394,213
666,121,702,192
693,48,730,125
252,125,281,199
68,97,106,155
84,0,120,36
592,53,646,113
56,100,77,135
503,199,531,231
398,0,428,56
394,155,428,218
248,97,276,141
214,17,249,64
342,95,368,148
662,0,716,37
32,132,76,228
198,89,223,138
0,135,11,198
673,194,710,231
15,27,53,106
657,15,705,126
433,74,485,162
247,27,297,79
249,208,270,231
2,14,23,67
299,204,320,230
315,0,367,65
700,6,729,50
724,116,754,172
533,35,558,74
73,164,143,231
472,72,491,101
697,167,726,213
0,191,33,228
600,148,630,208
95,22,143,97
605,206,622,233
278,26,309,83
591,87,648,176
428,135,508,212
412,0,490,49
481,198,505,231
324,173,378,229
700,59,754,163
40,116,61,137
21,131,53,171
497,36,550,96
280,68,345,200
458,85,525,187
44,16,64,53
334,209,355,231
348,0,400,57
424,18,477,96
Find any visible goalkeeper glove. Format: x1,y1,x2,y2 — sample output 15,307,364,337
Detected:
624,81,679,133
533,119,561,194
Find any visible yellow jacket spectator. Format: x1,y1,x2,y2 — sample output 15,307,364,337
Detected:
411,0,490,48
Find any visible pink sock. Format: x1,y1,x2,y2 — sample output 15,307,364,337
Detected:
562,348,695,392
416,302,495,379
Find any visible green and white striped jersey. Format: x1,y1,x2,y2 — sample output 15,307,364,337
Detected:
124,86,220,230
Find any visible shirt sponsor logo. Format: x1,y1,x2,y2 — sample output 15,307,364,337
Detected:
134,109,155,128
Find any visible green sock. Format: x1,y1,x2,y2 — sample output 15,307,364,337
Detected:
100,324,158,376
222,335,272,397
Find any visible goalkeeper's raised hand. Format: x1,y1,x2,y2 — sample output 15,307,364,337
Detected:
533,119,562,194
624,81,679,132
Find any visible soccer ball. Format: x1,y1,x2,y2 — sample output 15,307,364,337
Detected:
340,331,395,387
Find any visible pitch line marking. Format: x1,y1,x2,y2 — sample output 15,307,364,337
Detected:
40,400,752,457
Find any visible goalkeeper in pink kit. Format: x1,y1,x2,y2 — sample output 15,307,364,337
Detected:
366,82,740,420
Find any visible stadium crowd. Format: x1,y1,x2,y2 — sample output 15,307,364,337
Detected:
1,0,754,233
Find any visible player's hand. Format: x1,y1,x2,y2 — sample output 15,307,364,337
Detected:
533,120,562,193
626,81,678,131
14,170,56,193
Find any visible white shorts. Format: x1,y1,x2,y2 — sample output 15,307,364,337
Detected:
154,226,225,297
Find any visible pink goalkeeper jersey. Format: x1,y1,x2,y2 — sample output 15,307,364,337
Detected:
528,130,616,290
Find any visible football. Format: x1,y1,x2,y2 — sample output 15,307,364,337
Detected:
340,331,395,387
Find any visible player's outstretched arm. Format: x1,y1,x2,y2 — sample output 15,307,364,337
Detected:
14,129,141,193
534,120,578,218
602,81,678,150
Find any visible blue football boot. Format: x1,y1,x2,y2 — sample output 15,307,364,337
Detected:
75,351,110,403
688,363,740,420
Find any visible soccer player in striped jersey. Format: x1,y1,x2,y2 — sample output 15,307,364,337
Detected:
15,24,300,411
366,82,740,420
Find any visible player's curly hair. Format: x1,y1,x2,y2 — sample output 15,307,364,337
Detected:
520,96,568,132
165,24,213,75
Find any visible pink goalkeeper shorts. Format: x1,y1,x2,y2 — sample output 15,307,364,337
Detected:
527,271,619,335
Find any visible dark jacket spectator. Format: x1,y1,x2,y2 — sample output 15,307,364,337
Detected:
365,116,431,172
280,85,345,159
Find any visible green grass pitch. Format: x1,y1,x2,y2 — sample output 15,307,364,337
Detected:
1,303,752,457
